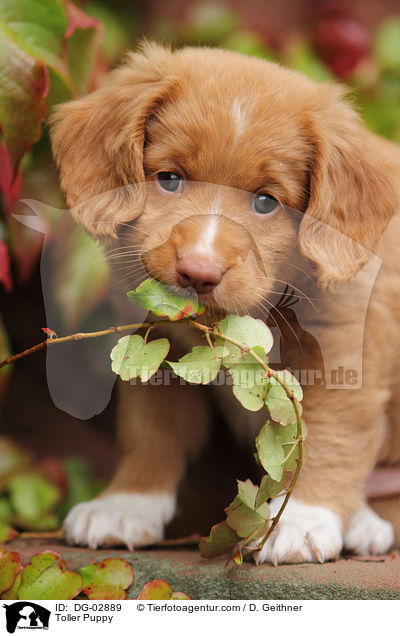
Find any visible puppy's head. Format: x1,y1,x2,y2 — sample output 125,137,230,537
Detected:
50,43,399,313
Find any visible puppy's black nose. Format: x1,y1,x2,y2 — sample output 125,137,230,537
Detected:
176,258,223,294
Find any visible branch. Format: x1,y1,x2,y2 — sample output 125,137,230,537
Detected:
0,314,304,564
191,320,304,559
0,319,185,369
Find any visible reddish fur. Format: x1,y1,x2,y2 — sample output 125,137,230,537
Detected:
50,42,400,551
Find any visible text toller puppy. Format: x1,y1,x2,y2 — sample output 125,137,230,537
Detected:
50,43,400,564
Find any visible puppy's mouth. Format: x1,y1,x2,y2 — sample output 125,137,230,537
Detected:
141,267,224,317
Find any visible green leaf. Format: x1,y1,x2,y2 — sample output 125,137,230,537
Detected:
374,19,400,71
58,457,103,519
255,474,287,509
137,579,172,600
233,384,265,411
12,512,60,532
186,4,239,44
0,546,21,596
8,473,60,524
78,558,134,600
251,345,269,358
1,571,22,599
81,2,132,65
0,438,31,482
237,479,259,508
279,419,307,471
199,520,240,558
265,370,303,425
168,346,225,384
255,421,285,482
285,38,332,82
225,480,269,539
0,498,13,524
217,315,273,366
225,498,268,539
223,30,276,59
255,420,306,482
0,0,70,169
0,0,68,73
65,2,101,95
110,335,169,382
0,521,17,543
128,278,205,320
230,361,267,411
18,551,82,600
171,591,190,600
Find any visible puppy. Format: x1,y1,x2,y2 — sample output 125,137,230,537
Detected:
50,42,400,564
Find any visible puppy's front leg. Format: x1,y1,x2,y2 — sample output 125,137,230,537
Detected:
257,385,394,564
64,380,209,549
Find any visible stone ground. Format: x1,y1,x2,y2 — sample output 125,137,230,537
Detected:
7,535,400,600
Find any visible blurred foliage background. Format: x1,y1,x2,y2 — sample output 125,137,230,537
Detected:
0,0,399,534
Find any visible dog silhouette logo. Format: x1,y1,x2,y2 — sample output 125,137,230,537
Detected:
3,602,50,633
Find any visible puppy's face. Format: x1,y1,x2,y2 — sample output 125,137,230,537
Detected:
137,180,296,313
50,44,398,309
136,88,311,312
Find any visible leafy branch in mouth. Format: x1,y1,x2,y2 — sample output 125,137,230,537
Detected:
0,278,305,565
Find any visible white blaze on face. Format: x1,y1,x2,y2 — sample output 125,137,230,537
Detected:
192,194,221,258
232,97,246,143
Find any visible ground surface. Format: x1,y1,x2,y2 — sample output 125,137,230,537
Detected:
7,536,400,600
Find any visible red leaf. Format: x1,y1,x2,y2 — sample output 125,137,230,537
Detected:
39,457,68,496
137,579,173,600
79,559,134,600
0,55,49,172
0,546,22,596
0,0,70,172
171,591,191,599
64,1,103,95
18,550,82,600
0,240,12,292
65,1,101,38
312,18,370,79
199,520,240,559
0,142,22,213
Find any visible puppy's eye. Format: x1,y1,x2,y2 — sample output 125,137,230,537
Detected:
157,172,183,193
252,193,279,215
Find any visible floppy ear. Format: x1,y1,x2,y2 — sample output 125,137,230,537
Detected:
49,42,178,238
299,85,399,288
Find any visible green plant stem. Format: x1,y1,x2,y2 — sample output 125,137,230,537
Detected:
0,315,304,562
191,320,304,557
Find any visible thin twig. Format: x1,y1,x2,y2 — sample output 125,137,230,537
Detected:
0,314,304,562
0,320,186,369
191,320,304,557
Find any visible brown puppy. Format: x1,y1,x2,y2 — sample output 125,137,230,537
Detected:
50,43,400,564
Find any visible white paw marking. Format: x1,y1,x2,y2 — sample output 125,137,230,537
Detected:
344,505,394,556
256,497,343,565
64,493,176,549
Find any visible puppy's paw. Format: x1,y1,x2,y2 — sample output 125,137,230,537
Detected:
64,492,176,549
344,505,394,556
255,498,343,565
